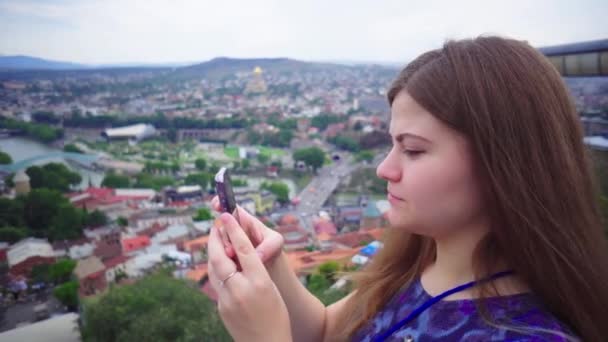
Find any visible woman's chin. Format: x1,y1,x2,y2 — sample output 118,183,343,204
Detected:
386,206,412,228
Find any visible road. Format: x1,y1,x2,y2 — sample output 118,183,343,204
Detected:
294,153,359,233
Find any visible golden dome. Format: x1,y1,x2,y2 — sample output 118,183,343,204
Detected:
253,66,263,75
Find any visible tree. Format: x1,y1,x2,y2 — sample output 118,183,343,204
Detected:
261,181,289,204
30,263,51,284
86,210,108,228
293,147,325,173
22,188,66,233
356,150,374,163
329,135,359,152
117,216,129,227
63,144,84,153
256,153,270,165
134,173,175,191
49,203,85,241
26,163,82,192
184,173,210,190
194,158,207,171
193,208,213,221
0,226,27,244
101,173,131,188
49,259,77,284
240,159,250,170
318,261,340,281
0,150,12,164
81,274,230,341
53,280,79,311
0,198,24,227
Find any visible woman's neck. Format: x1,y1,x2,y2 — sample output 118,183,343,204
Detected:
420,224,530,300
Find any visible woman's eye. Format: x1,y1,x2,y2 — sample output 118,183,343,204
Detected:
404,150,424,157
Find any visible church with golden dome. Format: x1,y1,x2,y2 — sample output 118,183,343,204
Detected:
244,66,267,94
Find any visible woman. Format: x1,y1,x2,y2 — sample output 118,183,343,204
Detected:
207,36,608,341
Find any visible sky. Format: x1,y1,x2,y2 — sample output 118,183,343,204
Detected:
0,0,607,65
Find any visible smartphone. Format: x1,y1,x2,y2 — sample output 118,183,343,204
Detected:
214,167,239,222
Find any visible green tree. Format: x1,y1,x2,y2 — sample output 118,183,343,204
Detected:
81,274,230,341
101,173,131,188
0,226,27,244
53,280,79,311
318,261,340,282
184,173,210,190
261,181,289,204
134,173,175,191
30,263,51,283
0,150,12,164
194,158,207,171
310,114,344,131
49,203,85,241
0,198,24,227
63,144,84,153
49,259,77,284
355,150,374,163
256,153,270,165
293,147,325,173
22,188,66,233
26,163,82,192
329,135,359,152
86,210,108,228
193,208,213,221
117,216,129,227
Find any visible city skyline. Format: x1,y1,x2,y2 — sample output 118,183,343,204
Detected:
0,0,607,65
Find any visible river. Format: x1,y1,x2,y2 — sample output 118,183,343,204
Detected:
0,137,105,189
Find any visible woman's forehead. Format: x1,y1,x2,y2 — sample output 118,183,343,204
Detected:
389,92,464,145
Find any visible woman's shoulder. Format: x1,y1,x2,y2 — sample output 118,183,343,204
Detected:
352,277,580,341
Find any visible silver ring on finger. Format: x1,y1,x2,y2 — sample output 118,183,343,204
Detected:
219,271,238,287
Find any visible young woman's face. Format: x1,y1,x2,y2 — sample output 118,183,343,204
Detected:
376,91,485,238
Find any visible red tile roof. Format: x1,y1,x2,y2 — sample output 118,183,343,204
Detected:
103,255,130,269
314,220,337,235
121,236,150,253
279,214,299,226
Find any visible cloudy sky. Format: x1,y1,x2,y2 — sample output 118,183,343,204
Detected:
0,0,606,65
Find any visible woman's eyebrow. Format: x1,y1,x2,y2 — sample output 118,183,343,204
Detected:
393,132,431,143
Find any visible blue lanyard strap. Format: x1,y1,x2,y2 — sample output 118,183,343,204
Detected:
373,270,515,342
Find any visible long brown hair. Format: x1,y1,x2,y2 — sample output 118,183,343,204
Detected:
334,36,608,341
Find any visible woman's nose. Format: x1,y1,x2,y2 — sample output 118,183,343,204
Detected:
376,150,400,183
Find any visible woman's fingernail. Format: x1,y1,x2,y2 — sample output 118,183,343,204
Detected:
220,213,231,224
256,250,264,260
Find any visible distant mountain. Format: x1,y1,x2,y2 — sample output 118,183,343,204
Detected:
0,55,88,70
172,57,352,79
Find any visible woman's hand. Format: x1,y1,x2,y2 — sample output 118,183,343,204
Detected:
208,213,292,342
210,196,284,268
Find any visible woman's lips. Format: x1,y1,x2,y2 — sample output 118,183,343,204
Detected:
388,192,403,203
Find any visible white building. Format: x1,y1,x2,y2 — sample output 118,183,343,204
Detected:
7,238,54,268
102,124,156,142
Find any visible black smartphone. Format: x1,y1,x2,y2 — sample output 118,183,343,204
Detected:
215,167,239,222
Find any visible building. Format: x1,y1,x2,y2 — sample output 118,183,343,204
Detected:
276,214,312,251
360,201,385,230
101,124,156,142
131,210,193,231
163,185,203,204
13,169,30,196
335,205,363,230
244,67,267,94
93,229,122,262
7,238,55,277
122,236,151,255
73,256,107,296
52,238,95,260
103,255,130,283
